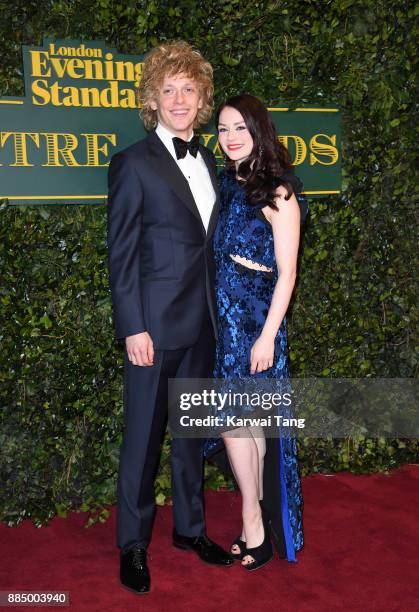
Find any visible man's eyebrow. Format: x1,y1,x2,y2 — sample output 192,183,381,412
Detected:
163,81,196,86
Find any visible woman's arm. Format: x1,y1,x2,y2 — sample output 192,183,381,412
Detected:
250,186,301,373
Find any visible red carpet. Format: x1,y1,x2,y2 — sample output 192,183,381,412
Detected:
1,465,418,611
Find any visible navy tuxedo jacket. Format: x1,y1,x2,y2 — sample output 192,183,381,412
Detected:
107,130,220,350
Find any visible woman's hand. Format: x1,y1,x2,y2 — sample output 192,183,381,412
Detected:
250,334,275,374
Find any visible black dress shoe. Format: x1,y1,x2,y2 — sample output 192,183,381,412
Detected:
173,529,234,566
120,544,150,594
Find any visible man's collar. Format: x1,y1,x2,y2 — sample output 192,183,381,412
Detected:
156,122,194,145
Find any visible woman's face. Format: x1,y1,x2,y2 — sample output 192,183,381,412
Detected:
217,106,254,164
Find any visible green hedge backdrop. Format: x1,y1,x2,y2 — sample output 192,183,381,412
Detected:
0,0,417,526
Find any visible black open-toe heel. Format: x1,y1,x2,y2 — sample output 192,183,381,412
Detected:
242,515,273,571
230,536,246,560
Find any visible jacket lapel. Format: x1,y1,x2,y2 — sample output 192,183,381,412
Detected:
199,144,220,242
145,130,205,234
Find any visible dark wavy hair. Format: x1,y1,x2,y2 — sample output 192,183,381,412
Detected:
215,94,293,209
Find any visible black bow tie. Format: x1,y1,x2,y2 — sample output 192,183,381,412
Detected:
172,135,200,159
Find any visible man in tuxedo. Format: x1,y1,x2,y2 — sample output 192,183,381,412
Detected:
107,41,232,595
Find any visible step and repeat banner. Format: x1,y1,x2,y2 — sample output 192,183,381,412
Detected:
0,39,341,205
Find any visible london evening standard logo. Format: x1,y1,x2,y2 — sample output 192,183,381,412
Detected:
29,41,142,108
0,38,341,204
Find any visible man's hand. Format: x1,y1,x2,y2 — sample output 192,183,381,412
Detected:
126,332,154,366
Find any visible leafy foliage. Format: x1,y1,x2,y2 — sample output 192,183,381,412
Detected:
0,0,417,526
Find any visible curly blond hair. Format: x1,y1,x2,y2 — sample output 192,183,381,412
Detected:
138,40,214,130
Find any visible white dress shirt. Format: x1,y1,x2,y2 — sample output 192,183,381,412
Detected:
155,122,216,232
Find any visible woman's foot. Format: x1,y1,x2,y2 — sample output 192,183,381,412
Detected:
241,511,273,570
242,505,264,565
231,534,246,560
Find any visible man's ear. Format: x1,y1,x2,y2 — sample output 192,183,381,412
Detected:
150,99,158,111
198,97,203,110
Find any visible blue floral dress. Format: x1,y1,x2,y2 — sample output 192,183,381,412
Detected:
206,168,306,562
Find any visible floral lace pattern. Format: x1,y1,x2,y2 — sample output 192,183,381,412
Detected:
211,169,304,559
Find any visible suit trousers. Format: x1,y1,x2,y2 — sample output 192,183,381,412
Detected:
116,309,215,550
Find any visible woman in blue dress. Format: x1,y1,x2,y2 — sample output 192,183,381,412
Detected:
209,94,305,570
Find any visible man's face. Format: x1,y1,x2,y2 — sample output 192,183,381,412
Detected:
150,73,203,139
